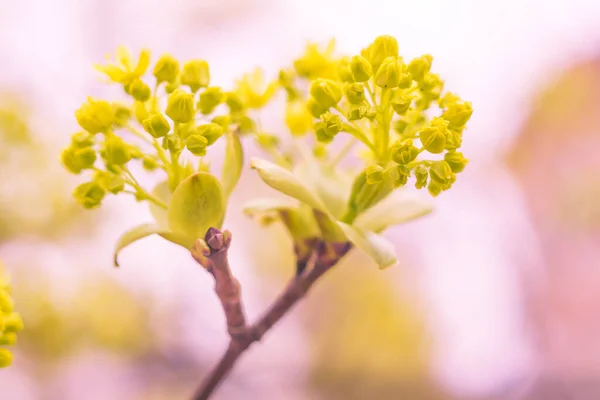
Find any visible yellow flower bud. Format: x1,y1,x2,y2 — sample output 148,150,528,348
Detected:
350,55,373,82
256,133,279,149
112,103,131,127
0,332,17,346
407,55,433,82
419,73,444,99
62,147,84,174
315,122,333,143
181,60,210,92
375,57,403,88
195,123,224,145
278,68,295,87
212,115,231,130
419,117,448,154
365,106,377,120
129,79,151,102
104,134,131,165
313,142,327,158
428,181,442,196
337,57,353,82
226,92,244,112
75,147,97,169
142,156,159,171
162,134,182,153
198,87,224,114
442,100,473,129
185,134,208,156
106,174,125,194
0,348,13,368
361,35,399,73
285,100,312,136
429,160,454,190
166,89,195,123
444,151,468,173
306,97,328,118
321,112,343,136
348,105,367,121
343,83,365,104
392,143,419,164
153,54,179,83
74,181,105,209
414,165,428,189
71,131,95,148
142,114,170,138
75,97,114,133
165,80,180,94
394,119,408,134
391,91,412,115
309,79,342,108
0,290,14,313
395,165,409,187
365,164,384,184
237,114,255,134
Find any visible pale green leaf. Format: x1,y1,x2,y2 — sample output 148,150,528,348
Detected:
113,223,192,267
149,180,171,229
167,172,225,241
337,222,397,269
221,130,244,198
355,191,433,232
251,157,328,213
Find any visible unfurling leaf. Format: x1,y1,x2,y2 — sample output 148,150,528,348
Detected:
221,130,244,198
167,172,225,241
113,223,192,267
250,157,328,213
148,181,171,229
337,222,397,269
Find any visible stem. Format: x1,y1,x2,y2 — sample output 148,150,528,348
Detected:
334,105,375,152
191,232,350,400
329,137,357,167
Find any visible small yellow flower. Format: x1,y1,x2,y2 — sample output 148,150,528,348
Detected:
75,97,114,134
285,100,313,136
235,69,278,109
293,39,338,79
95,46,150,86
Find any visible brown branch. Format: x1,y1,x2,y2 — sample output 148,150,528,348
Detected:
191,231,350,400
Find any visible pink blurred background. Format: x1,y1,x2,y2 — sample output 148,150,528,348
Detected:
1,0,600,398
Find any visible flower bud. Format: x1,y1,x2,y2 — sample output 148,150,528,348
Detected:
321,112,343,136
344,83,365,104
75,147,97,168
142,114,171,138
419,117,448,154
256,133,279,149
395,165,410,187
104,134,131,165
337,57,353,82
375,57,403,88
391,92,412,115
0,333,17,346
61,147,83,174
365,106,377,120
74,181,105,209
165,80,180,94
198,87,224,114
278,68,295,87
350,55,373,82
429,160,454,189
392,143,419,164
112,103,131,127
407,55,432,82
428,181,442,197
315,122,334,143
348,105,367,121
414,165,428,189
142,156,159,171
285,100,312,136
309,79,342,108
442,100,473,129
444,151,468,173
306,97,328,118
419,73,444,99
237,115,255,134
365,165,384,184
153,54,180,83
195,123,224,145
71,131,95,148
166,89,195,123
212,115,231,130
181,60,210,92
185,134,208,156
361,35,399,73
106,175,125,194
162,133,182,153
226,92,244,112
75,98,114,133
394,119,408,134
130,79,151,102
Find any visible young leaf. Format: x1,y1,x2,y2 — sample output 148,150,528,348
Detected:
337,222,397,269
167,172,225,241
294,162,351,220
243,197,298,217
251,157,328,213
354,191,433,232
113,223,192,267
149,181,171,229
221,130,243,198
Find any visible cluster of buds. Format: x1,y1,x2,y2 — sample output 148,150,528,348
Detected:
278,35,473,210
0,262,24,367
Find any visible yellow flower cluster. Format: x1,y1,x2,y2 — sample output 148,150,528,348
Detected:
0,262,24,368
61,47,268,211
278,35,473,203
